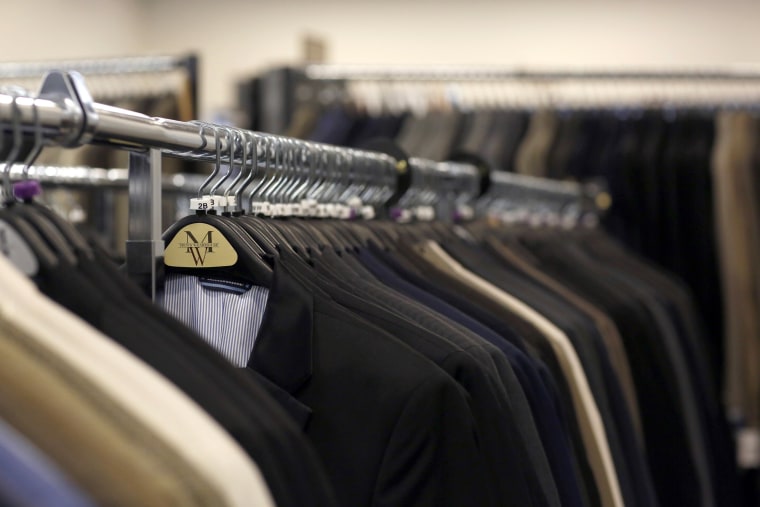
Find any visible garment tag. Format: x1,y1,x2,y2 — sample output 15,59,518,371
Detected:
165,223,238,268
0,219,38,276
738,428,760,468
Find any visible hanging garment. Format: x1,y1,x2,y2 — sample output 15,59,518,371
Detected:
0,203,338,507
0,253,276,507
159,251,498,507
0,417,95,507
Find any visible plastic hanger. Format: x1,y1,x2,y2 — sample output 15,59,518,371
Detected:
0,92,58,271
162,124,273,286
8,97,82,265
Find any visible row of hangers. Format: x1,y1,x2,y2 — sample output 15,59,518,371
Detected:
0,79,601,296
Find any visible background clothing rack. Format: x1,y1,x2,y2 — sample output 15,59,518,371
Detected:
241,64,760,134
0,54,199,119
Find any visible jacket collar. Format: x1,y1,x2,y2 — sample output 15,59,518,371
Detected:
248,252,314,398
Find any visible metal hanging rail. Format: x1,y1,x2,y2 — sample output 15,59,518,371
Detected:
303,64,760,82
0,55,196,78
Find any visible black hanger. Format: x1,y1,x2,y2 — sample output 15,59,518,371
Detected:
163,211,273,286
0,209,59,270
7,202,79,266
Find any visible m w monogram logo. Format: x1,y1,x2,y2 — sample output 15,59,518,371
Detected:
165,224,237,269
183,230,216,266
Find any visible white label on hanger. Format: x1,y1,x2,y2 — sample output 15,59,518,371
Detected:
346,196,363,209
250,201,271,216
314,204,330,218
456,205,474,221
738,428,760,468
277,203,294,217
0,220,38,276
290,203,303,216
215,196,228,208
165,223,238,268
414,206,436,221
361,206,376,220
324,204,337,218
190,198,210,211
335,205,352,220
395,209,413,224
202,195,217,210
300,199,317,217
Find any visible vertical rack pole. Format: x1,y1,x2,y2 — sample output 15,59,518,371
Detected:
126,148,164,301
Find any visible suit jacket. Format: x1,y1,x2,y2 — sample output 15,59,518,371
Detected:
356,246,587,507
283,247,545,507
519,234,708,507
247,250,494,507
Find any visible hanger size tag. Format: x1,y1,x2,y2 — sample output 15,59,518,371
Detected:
0,220,38,276
165,223,238,268
361,205,375,220
251,201,271,216
414,206,436,221
190,197,212,211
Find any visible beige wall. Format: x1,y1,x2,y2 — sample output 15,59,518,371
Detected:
2,0,760,118
2,0,144,60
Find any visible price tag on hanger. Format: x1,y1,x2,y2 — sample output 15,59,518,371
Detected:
226,196,237,209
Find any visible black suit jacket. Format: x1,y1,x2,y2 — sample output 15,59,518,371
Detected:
280,247,541,507
248,250,494,507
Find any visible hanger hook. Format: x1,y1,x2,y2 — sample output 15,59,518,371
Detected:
235,131,259,212
224,129,250,212
21,94,45,182
3,92,24,202
248,134,273,206
196,123,220,198
209,126,236,198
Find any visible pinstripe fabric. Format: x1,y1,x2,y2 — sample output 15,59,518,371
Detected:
157,274,269,368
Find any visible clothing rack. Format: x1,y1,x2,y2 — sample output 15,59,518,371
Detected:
0,71,398,297
243,64,760,133
0,54,199,118
0,71,602,298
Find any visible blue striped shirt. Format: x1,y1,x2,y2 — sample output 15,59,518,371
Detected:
157,274,270,367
